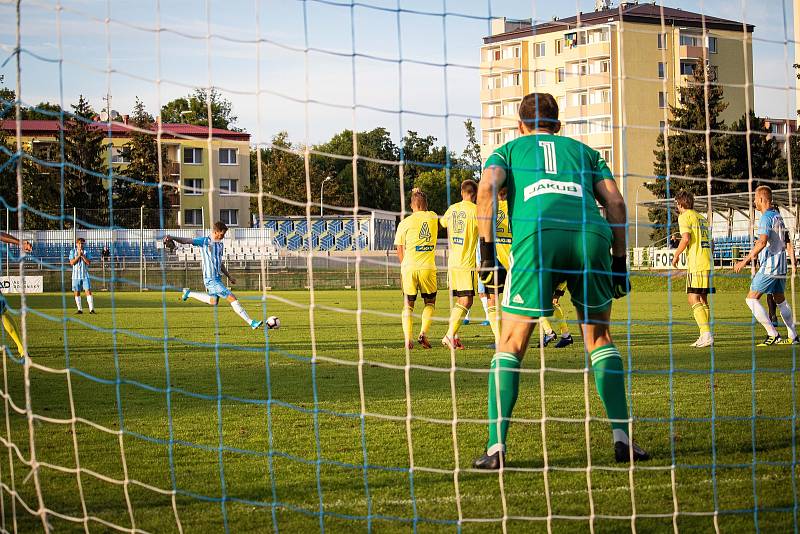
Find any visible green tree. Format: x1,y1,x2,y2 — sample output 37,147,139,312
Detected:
118,98,169,226
63,95,108,224
727,111,787,188
160,88,238,130
249,132,308,217
401,131,448,191
647,67,736,241
461,118,482,179
413,168,473,215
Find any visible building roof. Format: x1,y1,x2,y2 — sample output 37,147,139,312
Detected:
484,2,754,44
0,119,250,141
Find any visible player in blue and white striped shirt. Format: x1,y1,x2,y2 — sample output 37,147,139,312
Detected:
68,237,95,314
734,185,798,345
164,221,264,330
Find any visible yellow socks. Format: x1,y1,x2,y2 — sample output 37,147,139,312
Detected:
487,305,500,342
1,313,25,358
420,304,435,336
402,305,414,343
539,316,554,335
446,303,469,338
553,302,569,335
692,303,711,334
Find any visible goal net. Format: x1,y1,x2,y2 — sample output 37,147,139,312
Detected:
0,0,797,532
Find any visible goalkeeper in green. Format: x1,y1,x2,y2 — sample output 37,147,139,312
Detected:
473,92,649,469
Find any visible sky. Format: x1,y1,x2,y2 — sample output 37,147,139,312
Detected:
0,0,795,154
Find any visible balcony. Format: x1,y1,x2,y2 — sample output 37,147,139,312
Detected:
563,71,611,91
165,161,180,176
480,115,521,130
559,40,611,59
679,45,707,59
479,56,522,74
563,102,612,120
480,85,523,102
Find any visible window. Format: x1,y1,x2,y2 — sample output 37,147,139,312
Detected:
680,61,696,76
658,91,667,108
534,42,546,57
183,147,202,164
570,92,588,107
590,88,610,104
557,96,566,110
502,72,520,87
600,148,612,165
657,62,665,79
534,69,547,86
555,39,563,55
184,209,202,226
502,100,520,116
657,32,667,49
111,147,130,164
493,48,501,61
488,130,503,145
556,67,565,83
587,28,610,44
707,36,717,53
659,121,666,132
503,129,518,143
680,34,701,47
220,179,237,195
219,148,237,165
485,76,502,89
502,45,520,59
219,209,238,226
565,121,588,136
589,118,611,134
184,178,203,195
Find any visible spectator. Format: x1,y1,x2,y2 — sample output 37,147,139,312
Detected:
102,244,110,261
669,233,680,249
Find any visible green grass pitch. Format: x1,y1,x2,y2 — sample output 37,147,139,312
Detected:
1,281,799,532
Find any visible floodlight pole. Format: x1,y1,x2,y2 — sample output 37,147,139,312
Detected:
320,176,333,217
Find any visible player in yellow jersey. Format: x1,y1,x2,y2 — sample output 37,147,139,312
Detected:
671,190,714,347
480,187,511,346
538,281,574,348
394,188,439,349
0,232,33,359
440,180,479,349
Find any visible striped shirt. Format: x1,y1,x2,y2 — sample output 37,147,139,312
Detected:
757,208,788,277
69,248,90,280
193,236,224,282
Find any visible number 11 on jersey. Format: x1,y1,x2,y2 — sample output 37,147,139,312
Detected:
539,140,557,175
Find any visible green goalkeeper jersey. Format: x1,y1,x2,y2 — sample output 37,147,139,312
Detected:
484,133,613,242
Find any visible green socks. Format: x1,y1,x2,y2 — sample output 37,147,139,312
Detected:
591,344,630,442
486,352,521,455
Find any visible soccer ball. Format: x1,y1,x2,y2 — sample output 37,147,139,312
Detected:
266,316,280,330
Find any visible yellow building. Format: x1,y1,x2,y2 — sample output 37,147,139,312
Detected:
480,1,754,246
1,119,251,228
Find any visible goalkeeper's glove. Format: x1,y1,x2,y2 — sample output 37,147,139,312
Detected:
611,255,630,299
479,238,505,293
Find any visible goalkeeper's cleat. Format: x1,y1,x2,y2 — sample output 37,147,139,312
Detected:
694,333,713,348
472,450,505,470
758,335,782,346
555,334,574,348
250,320,264,330
614,441,651,463
417,333,432,349
180,288,191,302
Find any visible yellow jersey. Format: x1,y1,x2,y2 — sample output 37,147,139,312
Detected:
441,200,478,270
394,210,439,269
495,199,512,270
678,209,712,272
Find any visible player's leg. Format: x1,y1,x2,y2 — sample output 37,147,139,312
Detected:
72,279,83,313
767,293,779,326
400,269,418,349
417,269,437,348
443,270,475,348
770,289,797,342
552,296,574,348
687,271,713,346
746,275,781,342
182,284,216,305
0,299,25,359
223,290,263,329
570,229,649,462
85,280,95,313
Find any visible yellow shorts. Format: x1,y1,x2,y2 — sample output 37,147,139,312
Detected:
401,268,438,298
687,270,715,294
448,268,477,297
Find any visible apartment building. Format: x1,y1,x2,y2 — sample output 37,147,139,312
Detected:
480,1,754,246
1,120,251,228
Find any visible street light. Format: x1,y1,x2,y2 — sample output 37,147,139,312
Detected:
320,176,333,217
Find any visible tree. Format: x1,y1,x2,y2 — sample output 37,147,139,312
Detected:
400,131,449,191
118,98,169,226
160,88,238,130
461,118,482,179
250,132,308,217
647,67,737,241
413,168,473,215
312,127,400,213
727,111,787,189
63,95,108,225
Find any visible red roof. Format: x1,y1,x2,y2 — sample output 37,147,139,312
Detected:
0,119,250,141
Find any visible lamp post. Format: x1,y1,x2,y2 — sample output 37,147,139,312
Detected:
320,176,333,217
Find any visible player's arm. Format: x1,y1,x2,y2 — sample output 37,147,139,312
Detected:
220,263,236,284
396,245,405,264
733,234,768,273
164,235,194,246
593,177,629,298
81,253,91,266
477,165,507,292
0,232,32,253
671,232,690,268
788,240,796,270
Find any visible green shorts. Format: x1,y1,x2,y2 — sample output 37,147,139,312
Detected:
502,229,613,318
